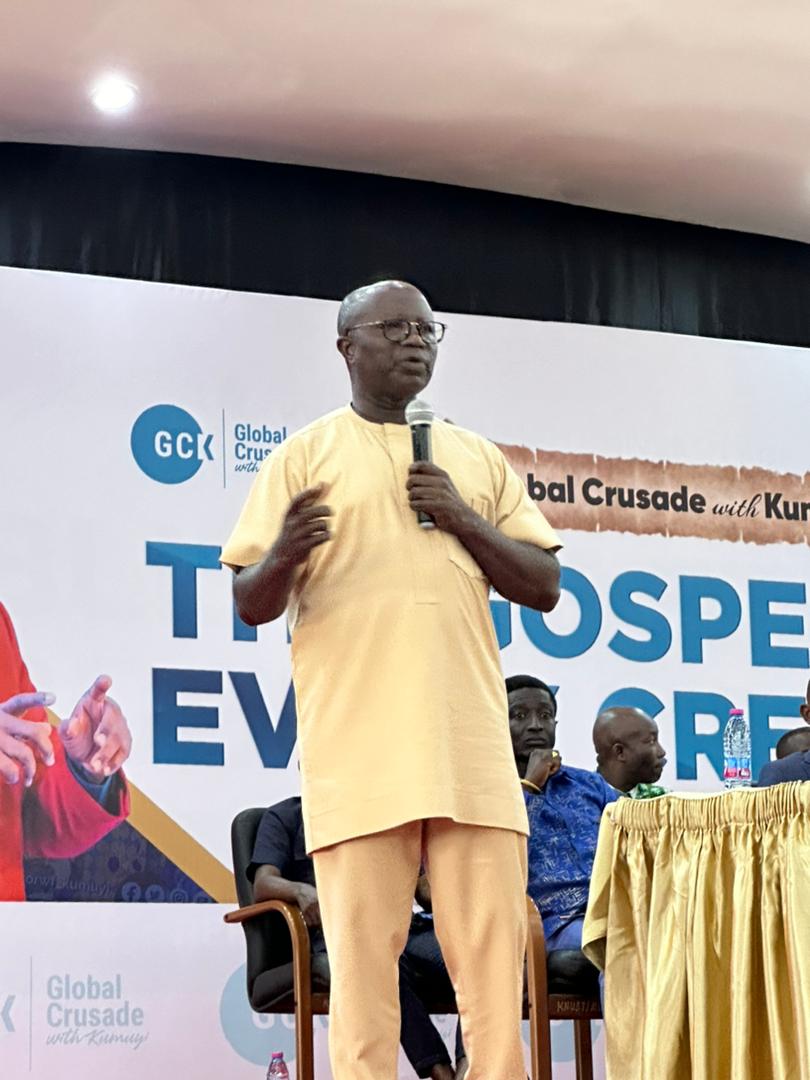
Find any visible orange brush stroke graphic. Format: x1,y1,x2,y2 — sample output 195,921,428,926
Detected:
498,444,810,546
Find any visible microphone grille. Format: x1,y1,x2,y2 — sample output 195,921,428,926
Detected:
405,398,434,426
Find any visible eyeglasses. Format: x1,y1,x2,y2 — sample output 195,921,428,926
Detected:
344,319,447,344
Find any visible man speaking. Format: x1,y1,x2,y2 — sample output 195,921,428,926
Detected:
221,280,561,1080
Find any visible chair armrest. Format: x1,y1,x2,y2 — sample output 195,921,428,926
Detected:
224,898,313,1013
224,898,303,927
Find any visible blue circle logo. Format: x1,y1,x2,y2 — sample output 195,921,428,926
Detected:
130,404,214,484
220,964,298,1065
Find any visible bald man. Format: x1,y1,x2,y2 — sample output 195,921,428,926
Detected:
593,707,668,797
222,280,562,1080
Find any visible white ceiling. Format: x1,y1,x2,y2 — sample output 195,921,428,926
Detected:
2,0,810,242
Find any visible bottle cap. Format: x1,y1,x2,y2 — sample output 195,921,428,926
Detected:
729,708,744,716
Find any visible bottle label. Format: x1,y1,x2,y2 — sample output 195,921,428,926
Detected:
739,759,751,781
724,757,739,780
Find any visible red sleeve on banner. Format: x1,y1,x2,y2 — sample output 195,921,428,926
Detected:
0,603,129,887
0,602,40,702
22,735,130,860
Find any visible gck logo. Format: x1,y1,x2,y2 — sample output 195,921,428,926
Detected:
131,404,214,484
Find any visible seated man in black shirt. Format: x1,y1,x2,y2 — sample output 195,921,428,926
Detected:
250,796,465,1080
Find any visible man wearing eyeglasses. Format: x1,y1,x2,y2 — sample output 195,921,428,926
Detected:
222,279,562,1080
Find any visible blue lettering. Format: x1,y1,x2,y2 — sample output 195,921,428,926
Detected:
229,674,297,767
520,567,601,659
749,580,809,669
490,598,512,649
146,542,221,639
233,609,258,642
609,571,671,662
153,668,224,765
679,576,742,663
598,687,665,719
673,690,731,779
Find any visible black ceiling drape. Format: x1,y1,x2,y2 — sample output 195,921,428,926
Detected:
2,142,810,347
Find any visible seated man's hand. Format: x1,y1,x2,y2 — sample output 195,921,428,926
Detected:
526,748,561,790
0,691,56,786
294,883,322,928
60,676,132,782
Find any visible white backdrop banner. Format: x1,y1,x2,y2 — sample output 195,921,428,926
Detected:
2,265,809,1077
1,903,600,1079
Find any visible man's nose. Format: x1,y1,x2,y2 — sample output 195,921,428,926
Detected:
402,321,423,344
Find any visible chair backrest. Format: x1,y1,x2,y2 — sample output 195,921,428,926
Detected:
231,807,266,907
230,807,296,1009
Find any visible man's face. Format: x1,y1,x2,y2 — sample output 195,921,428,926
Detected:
620,717,667,785
339,286,437,405
508,687,558,768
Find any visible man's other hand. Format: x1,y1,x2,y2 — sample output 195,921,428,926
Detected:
60,676,132,782
271,485,333,567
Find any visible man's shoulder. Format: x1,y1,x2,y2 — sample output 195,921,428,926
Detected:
277,407,350,454
759,752,810,786
262,795,303,826
555,765,617,799
436,419,498,455
559,764,606,784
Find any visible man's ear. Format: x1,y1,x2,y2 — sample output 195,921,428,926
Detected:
336,336,354,364
614,741,626,761
800,702,810,724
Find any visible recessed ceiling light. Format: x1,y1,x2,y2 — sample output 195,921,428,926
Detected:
90,75,138,114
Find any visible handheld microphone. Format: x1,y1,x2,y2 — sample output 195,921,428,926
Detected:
404,397,436,529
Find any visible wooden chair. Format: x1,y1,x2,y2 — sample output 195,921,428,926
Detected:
526,900,602,1080
226,808,600,1079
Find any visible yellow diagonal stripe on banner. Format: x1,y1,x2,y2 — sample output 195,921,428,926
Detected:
44,708,237,903
128,782,237,903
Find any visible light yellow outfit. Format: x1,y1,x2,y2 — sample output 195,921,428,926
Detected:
222,404,561,1079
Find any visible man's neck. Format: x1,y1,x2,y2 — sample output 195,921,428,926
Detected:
350,393,409,425
597,762,632,793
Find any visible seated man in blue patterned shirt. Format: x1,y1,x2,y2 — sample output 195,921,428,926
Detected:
506,674,620,955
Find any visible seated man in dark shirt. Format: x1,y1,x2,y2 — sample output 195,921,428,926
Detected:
507,674,619,955
250,796,463,1080
757,727,810,787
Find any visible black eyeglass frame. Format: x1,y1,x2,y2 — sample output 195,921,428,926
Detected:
344,319,447,344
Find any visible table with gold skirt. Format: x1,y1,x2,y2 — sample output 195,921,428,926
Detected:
582,784,810,1080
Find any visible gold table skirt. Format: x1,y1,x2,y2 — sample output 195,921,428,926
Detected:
582,784,810,1080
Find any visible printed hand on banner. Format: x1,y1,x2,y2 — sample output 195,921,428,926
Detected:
59,676,132,782
406,462,478,534
0,691,56,786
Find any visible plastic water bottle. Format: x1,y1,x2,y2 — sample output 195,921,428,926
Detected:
267,1051,290,1079
723,707,752,788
